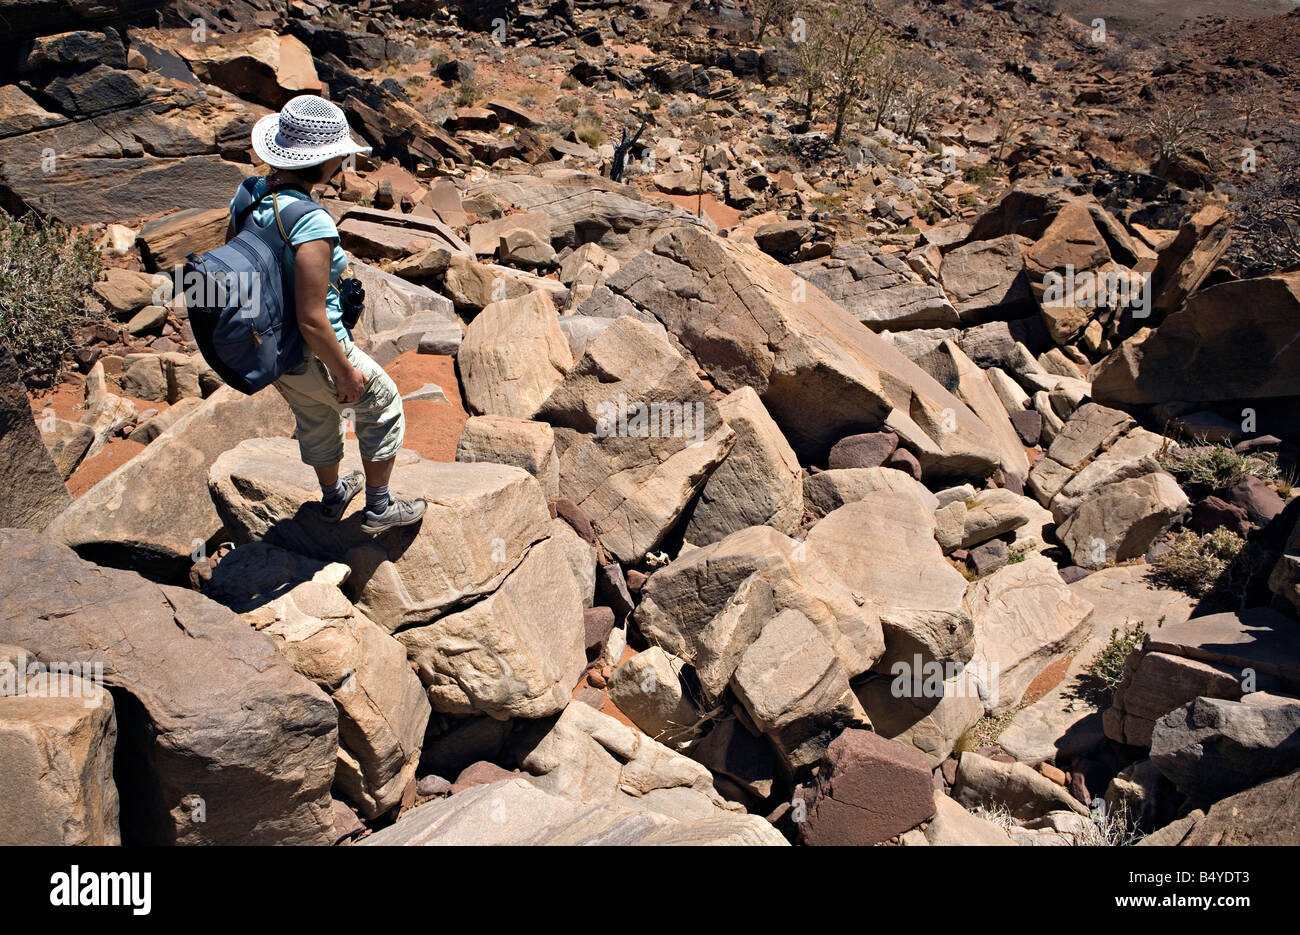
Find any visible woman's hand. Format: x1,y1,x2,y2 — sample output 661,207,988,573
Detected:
335,364,368,403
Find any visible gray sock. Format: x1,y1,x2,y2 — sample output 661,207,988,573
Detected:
321,479,346,504
365,485,390,514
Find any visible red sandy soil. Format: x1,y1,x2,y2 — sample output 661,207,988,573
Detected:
381,351,468,463
30,378,172,497
1021,654,1074,708
646,190,742,230
572,644,640,730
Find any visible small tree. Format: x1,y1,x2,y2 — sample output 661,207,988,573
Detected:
793,0,887,145
751,0,795,43
896,52,947,140
1144,100,1208,163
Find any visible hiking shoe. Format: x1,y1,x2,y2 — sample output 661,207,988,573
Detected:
321,471,365,523
360,496,427,535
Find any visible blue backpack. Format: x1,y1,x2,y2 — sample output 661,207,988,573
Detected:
183,178,328,394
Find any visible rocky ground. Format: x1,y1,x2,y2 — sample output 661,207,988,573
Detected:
1,0,1298,847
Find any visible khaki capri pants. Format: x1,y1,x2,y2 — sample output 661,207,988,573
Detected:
274,335,405,466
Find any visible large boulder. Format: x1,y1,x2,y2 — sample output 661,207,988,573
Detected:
396,535,586,720
1150,694,1300,803
682,386,803,546
951,751,1088,820
0,348,71,530
914,340,1029,482
461,171,712,258
177,30,322,109
209,439,554,631
805,493,973,671
964,554,1094,715
1092,273,1300,405
358,776,787,845
47,385,294,578
635,525,885,700
1139,769,1300,846
802,466,939,519
1057,472,1189,569
790,251,959,331
592,227,1000,476
0,530,337,845
853,672,983,767
730,608,870,773
1103,608,1300,746
458,291,572,419
520,702,749,822
535,316,735,564
0,658,119,845
242,581,430,819
455,415,559,500
607,647,700,749
796,729,936,846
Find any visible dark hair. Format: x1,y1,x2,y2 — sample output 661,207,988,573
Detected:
266,159,336,191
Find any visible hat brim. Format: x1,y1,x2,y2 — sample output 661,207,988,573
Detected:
251,112,373,170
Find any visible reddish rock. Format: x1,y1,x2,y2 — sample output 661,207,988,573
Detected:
583,606,615,658
1190,496,1253,538
1226,476,1284,526
798,729,936,846
827,431,898,470
883,447,923,480
450,761,516,794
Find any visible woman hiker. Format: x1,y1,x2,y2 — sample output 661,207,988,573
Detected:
227,94,426,534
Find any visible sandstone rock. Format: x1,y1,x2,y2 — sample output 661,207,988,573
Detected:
178,30,321,108
607,647,700,749
202,541,342,613
914,340,1029,482
459,291,572,419
1048,428,1165,523
599,227,1000,476
731,608,868,773
244,581,430,818
49,385,293,578
358,775,787,845
797,729,936,846
463,172,711,259
802,466,939,519
1093,273,1300,406
792,251,958,331
456,415,559,500
939,235,1034,320
1057,472,1189,569
964,555,1094,715
683,386,802,546
39,417,95,480
137,207,229,271
1,348,73,529
806,495,973,671
0,670,119,845
1150,694,1300,803
93,267,169,317
209,438,553,630
828,431,898,470
0,530,336,845
922,792,1017,846
952,751,1088,820
535,317,735,564
1104,652,1244,748
1155,769,1300,846
396,535,585,719
854,672,983,768
520,701,742,819
636,525,884,699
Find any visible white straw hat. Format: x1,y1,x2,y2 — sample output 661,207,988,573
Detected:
251,95,373,169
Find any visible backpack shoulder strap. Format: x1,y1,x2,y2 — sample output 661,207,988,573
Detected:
230,176,265,231
275,197,329,241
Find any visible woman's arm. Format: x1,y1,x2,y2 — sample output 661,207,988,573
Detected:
293,239,367,403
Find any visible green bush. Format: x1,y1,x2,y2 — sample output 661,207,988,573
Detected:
573,110,604,147
1158,441,1278,488
1087,621,1146,701
0,211,101,388
1154,527,1268,603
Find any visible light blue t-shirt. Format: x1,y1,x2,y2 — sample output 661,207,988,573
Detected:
229,177,350,343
